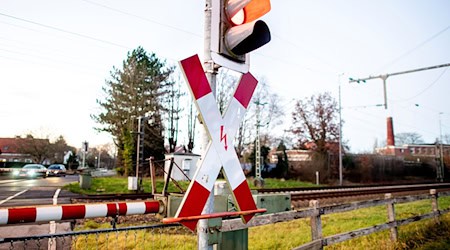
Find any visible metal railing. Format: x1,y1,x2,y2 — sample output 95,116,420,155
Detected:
0,223,196,249
221,189,450,249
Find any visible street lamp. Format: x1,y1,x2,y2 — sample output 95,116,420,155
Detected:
338,73,344,186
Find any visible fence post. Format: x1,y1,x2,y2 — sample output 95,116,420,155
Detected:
385,193,398,242
309,200,323,249
149,157,156,195
430,189,439,223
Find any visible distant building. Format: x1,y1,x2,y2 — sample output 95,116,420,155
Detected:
0,138,33,163
376,143,450,158
270,142,341,164
376,116,450,158
270,149,313,163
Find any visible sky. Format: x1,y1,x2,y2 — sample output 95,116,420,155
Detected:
0,0,449,153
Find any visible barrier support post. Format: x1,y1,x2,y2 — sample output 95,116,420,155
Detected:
385,193,398,241
430,189,439,223
309,200,323,250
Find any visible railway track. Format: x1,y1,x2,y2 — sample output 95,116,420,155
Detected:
76,183,450,202
257,183,450,201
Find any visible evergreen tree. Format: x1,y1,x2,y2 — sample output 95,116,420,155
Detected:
275,141,289,178
92,47,172,175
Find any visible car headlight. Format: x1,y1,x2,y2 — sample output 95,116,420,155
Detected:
13,170,19,176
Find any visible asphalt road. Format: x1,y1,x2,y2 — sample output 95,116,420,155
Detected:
0,175,79,207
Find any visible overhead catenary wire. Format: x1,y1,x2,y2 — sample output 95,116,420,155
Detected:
0,12,131,50
0,11,179,70
390,67,449,102
375,24,450,73
79,0,202,38
271,33,344,75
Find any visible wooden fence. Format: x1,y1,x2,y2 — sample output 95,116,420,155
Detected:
221,189,450,250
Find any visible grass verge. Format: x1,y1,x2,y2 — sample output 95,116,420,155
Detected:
72,195,450,249
63,176,318,195
247,196,450,250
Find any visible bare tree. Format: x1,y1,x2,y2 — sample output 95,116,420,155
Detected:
163,71,185,153
216,69,238,114
201,70,283,160
395,132,424,145
51,135,76,163
17,134,52,164
444,134,450,144
236,77,284,156
290,92,339,154
186,99,197,153
16,134,74,164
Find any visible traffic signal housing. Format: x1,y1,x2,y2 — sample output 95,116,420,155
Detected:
211,0,271,73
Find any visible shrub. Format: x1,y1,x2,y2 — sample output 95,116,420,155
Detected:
116,167,125,176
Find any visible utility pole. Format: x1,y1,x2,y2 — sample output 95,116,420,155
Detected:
338,80,343,186
199,0,217,248
349,63,450,110
439,112,445,182
97,151,101,169
81,141,88,169
254,100,266,187
135,116,145,192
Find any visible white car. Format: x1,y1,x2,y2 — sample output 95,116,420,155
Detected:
46,164,67,177
13,164,47,179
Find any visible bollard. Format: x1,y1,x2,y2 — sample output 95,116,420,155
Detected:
79,172,92,189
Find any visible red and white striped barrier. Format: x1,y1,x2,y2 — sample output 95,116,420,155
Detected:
0,200,162,225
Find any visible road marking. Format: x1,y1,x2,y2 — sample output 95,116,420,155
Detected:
0,179,24,184
0,189,29,205
53,188,61,205
49,188,61,250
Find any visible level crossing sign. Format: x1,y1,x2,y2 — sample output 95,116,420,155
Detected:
174,54,259,231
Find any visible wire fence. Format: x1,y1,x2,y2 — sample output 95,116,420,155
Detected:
0,223,196,250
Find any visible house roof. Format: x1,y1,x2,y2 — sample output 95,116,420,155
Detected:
0,137,49,154
0,138,21,154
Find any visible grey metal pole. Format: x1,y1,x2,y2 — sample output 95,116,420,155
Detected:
82,141,86,168
198,0,216,249
97,151,101,169
135,116,142,191
338,83,343,186
381,75,388,110
439,112,445,182
136,117,141,180
255,102,261,179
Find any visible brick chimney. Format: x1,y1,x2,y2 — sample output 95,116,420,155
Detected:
386,117,395,146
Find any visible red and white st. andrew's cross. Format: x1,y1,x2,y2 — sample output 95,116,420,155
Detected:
174,54,258,231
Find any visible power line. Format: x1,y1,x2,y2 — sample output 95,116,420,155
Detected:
0,12,179,68
0,47,104,75
390,67,449,102
271,33,343,74
79,0,202,38
0,12,131,49
376,24,450,73
349,63,450,109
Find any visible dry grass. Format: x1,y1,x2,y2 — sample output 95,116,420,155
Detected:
248,196,450,249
